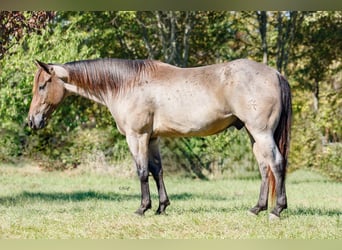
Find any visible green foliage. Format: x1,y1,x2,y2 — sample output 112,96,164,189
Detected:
160,128,257,179
318,143,342,181
0,16,101,163
317,64,342,142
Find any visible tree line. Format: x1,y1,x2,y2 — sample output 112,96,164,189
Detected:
0,11,341,179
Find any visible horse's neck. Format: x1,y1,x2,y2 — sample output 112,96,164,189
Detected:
63,83,106,105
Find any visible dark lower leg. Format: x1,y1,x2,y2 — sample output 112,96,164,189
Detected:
250,175,269,215
250,160,269,215
135,168,152,215
154,172,170,214
270,177,287,217
149,163,170,214
148,138,170,214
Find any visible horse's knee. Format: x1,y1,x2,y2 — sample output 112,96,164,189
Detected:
137,167,149,182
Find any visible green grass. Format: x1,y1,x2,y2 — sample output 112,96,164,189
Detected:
0,163,341,239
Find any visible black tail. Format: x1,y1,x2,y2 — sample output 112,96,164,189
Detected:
269,73,292,201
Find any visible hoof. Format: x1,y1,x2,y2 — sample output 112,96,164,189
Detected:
135,202,152,216
155,210,168,215
249,205,267,216
155,207,166,215
135,210,144,216
269,213,280,221
247,210,258,217
155,201,170,215
135,208,146,216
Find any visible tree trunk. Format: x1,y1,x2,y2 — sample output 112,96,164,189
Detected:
256,11,268,64
276,11,299,75
168,11,178,64
313,80,319,111
136,12,155,59
182,11,193,67
276,12,284,72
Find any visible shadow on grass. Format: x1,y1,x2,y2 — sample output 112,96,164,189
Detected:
0,190,255,218
1,191,339,218
0,190,231,206
288,207,341,217
180,206,342,217
0,191,140,206
169,192,231,201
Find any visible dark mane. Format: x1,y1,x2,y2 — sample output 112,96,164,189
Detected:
64,58,157,95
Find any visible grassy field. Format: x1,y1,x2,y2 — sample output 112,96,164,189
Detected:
0,163,340,239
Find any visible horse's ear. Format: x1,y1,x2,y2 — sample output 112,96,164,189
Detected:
35,60,52,75
35,60,68,80
52,65,69,80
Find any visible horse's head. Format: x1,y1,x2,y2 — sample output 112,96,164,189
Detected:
28,60,69,129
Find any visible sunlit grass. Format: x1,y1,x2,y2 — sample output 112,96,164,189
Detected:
0,164,340,239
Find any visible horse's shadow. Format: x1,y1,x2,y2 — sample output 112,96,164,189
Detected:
0,190,139,206
287,207,341,217
0,190,340,217
0,190,227,205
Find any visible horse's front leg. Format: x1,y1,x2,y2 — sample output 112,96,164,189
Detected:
126,133,151,215
148,137,170,214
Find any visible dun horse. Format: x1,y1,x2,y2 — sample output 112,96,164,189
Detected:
28,58,291,219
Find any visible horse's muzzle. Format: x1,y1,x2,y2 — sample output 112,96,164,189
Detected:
28,114,46,130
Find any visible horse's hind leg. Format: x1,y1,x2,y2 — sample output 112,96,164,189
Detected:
248,130,287,218
270,158,287,218
249,163,270,215
148,138,170,214
248,131,270,215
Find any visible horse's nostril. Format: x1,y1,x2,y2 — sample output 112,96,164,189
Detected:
28,118,33,128
38,119,45,129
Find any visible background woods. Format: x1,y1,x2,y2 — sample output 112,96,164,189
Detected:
0,11,341,180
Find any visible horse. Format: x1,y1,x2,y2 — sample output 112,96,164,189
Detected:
28,58,292,219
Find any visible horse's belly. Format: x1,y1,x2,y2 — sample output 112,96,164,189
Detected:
153,113,236,137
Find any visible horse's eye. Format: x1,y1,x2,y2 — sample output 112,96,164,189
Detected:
39,82,47,91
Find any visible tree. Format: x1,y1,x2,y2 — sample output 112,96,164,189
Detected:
291,11,342,111
0,11,55,59
256,11,268,64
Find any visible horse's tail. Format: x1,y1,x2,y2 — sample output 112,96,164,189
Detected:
269,73,292,202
